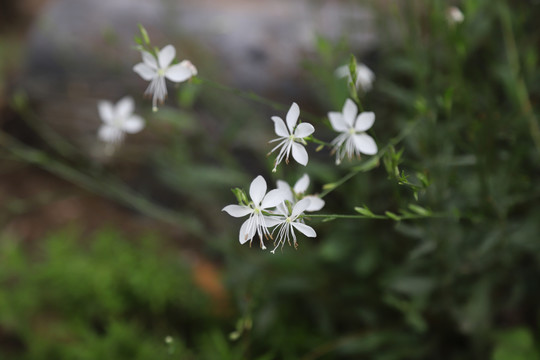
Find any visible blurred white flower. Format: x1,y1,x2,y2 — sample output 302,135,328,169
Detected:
447,6,464,24
222,175,285,249
268,102,315,171
179,60,198,76
266,198,317,254
276,174,325,212
329,99,377,165
97,96,144,144
335,62,375,92
133,45,196,111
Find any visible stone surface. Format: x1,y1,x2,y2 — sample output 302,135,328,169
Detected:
24,0,376,93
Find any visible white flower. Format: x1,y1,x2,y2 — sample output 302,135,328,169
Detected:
335,62,375,92
179,60,198,76
329,99,378,165
133,45,196,111
222,175,285,249
276,174,325,212
268,102,315,171
266,198,317,254
447,6,464,24
97,96,144,144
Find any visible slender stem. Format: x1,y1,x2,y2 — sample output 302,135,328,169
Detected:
306,136,333,148
198,77,324,124
499,4,540,153
305,212,450,221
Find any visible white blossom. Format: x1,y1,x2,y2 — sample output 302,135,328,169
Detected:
447,6,464,24
179,60,198,76
276,174,325,212
268,102,314,171
97,96,144,144
335,62,375,92
266,198,317,254
222,175,285,249
133,45,196,111
329,99,377,165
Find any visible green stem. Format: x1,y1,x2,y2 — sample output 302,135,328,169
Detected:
305,212,449,221
499,4,540,154
306,136,333,148
198,77,324,124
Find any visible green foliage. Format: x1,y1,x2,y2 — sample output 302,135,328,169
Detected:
2,0,540,359
0,229,217,360
492,328,540,360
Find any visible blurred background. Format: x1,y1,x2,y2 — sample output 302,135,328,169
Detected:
1,0,540,359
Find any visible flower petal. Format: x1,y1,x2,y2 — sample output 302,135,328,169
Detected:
239,219,255,244
261,189,285,209
158,44,176,68
275,202,289,216
115,96,134,119
292,222,317,237
271,116,289,137
98,101,114,124
334,64,349,78
122,115,145,133
304,196,325,212
179,60,198,76
353,133,378,155
355,112,375,132
142,51,158,69
328,112,349,132
222,204,252,218
264,215,283,228
249,175,267,206
293,174,309,194
164,64,192,82
276,180,294,202
356,64,375,91
286,102,300,133
342,99,358,127
98,125,123,143
291,142,308,166
291,198,311,218
133,63,156,81
294,123,314,138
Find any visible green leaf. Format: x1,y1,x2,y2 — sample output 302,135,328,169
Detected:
408,204,432,216
416,171,430,188
492,328,540,360
323,182,337,190
137,23,151,45
385,211,401,221
355,206,375,217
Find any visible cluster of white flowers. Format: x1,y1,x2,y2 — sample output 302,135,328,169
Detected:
93,27,379,253
268,98,377,168
97,44,197,146
223,175,323,253
224,62,379,253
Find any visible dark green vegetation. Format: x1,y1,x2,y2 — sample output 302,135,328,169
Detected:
1,0,540,359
